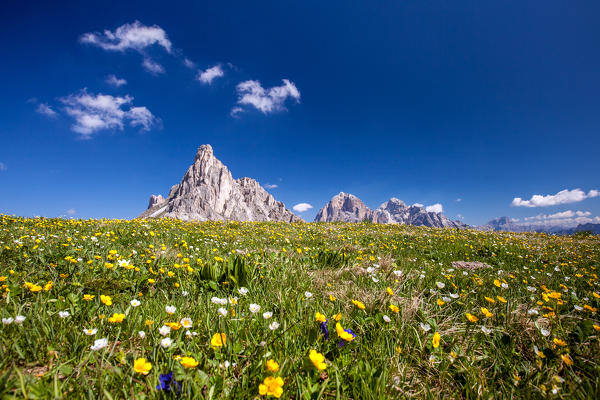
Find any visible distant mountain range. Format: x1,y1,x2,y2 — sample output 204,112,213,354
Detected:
481,216,600,235
314,192,466,228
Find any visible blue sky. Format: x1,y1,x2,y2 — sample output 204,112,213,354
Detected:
0,0,599,226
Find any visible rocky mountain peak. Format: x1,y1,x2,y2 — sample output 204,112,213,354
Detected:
139,145,300,222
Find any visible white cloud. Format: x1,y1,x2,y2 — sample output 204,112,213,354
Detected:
0,162,6,171
105,75,127,87
524,210,592,221
411,203,424,208
67,208,76,216
264,184,278,189
36,103,57,118
183,58,196,69
293,203,313,212
455,198,462,202
425,203,443,213
511,188,599,208
230,107,244,117
234,79,300,114
197,65,224,84
142,58,165,74
80,21,172,53
60,90,158,137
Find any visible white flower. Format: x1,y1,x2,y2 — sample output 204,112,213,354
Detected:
228,297,238,304
249,304,261,313
540,328,551,337
269,321,280,330
165,305,176,314
436,281,445,289
420,274,426,279
304,291,313,299
481,326,492,335
2,318,14,325
574,305,583,311
138,331,146,339
366,266,375,274
182,291,189,296
90,338,108,351
371,276,379,283
383,315,391,323
160,337,172,348
211,297,228,305
83,328,97,335
501,283,509,289
442,296,451,303
58,311,70,318
180,317,193,328
217,307,228,317
159,325,171,336
449,293,459,299
419,323,431,332
263,312,273,319
528,309,539,316
15,315,26,324
130,299,141,307
238,287,248,296
393,270,403,277
526,286,537,292
117,259,130,267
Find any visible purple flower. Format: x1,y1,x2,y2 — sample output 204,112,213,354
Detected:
338,328,355,347
320,320,329,340
157,372,181,393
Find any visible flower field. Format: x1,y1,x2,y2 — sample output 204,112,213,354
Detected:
1,215,600,398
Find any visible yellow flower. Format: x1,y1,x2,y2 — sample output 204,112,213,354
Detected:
465,313,479,323
352,299,365,310
437,299,445,306
593,324,600,332
105,262,114,269
481,307,493,318
493,279,501,287
333,313,342,321
561,354,573,366
553,338,567,347
165,322,182,330
432,332,441,348
133,358,152,375
145,319,154,326
0,276,6,282
108,313,125,323
100,295,112,306
329,295,336,302
315,312,326,323
335,323,355,342
29,284,42,292
148,278,156,284
44,281,53,291
258,376,284,398
309,350,327,370
180,356,199,368
484,296,495,304
83,294,95,301
386,287,394,296
266,359,280,373
389,304,400,313
497,296,507,303
211,333,226,348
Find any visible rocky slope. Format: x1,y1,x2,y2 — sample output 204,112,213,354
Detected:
314,192,466,228
138,145,301,222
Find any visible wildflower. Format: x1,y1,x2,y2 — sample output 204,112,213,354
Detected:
383,315,391,323
157,372,182,393
180,318,193,329
58,311,70,319
160,337,173,348
266,359,279,373
165,305,176,314
333,313,342,321
315,312,327,323
139,331,146,339
481,326,492,335
158,325,171,336
352,299,366,310
309,350,327,370
481,307,493,318
211,297,227,305
336,322,355,343
100,295,112,306
497,296,507,303
553,338,567,347
145,319,154,326
90,338,109,351
329,294,336,302
165,322,182,330
465,313,479,323
561,354,573,366
238,287,248,296
217,307,228,317
148,279,156,284
420,323,431,332
258,376,284,398
263,312,273,319
389,304,400,313
484,296,495,304
130,299,141,307
211,333,226,348
432,332,441,348
437,299,445,306
108,313,125,323
304,291,313,299
540,328,551,337
2,318,14,325
393,270,403,277
249,304,261,313
180,357,199,368
269,321,280,330
133,358,152,375
83,294,95,301
593,324,600,332
83,328,97,335
15,315,25,324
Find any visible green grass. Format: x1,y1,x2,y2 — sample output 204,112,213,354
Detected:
1,215,599,398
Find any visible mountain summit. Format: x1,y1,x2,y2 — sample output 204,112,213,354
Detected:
138,145,301,222
314,192,466,228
